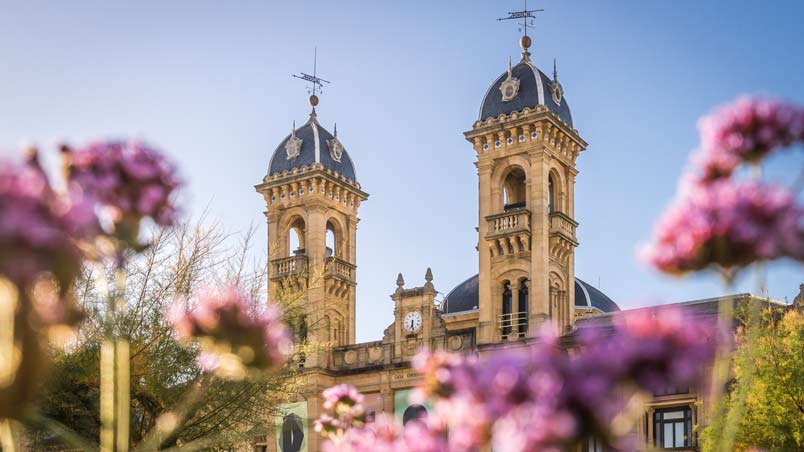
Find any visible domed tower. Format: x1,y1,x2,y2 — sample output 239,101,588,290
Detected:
464,35,587,343
256,95,368,368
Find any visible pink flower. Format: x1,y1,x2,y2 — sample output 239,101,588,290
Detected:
641,180,804,274
694,96,804,181
63,140,181,234
169,285,292,377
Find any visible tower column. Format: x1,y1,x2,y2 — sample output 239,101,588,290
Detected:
477,161,494,344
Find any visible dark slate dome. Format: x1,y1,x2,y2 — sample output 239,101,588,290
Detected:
441,274,619,315
574,278,620,313
268,116,357,181
479,58,572,127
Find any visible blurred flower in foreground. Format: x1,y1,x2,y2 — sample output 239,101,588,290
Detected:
62,139,180,244
314,384,367,436
0,153,94,418
170,285,292,379
315,384,446,452
317,308,718,452
640,180,804,275
694,96,804,181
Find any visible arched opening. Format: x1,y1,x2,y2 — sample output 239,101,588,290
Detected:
501,281,513,337
325,220,338,257
518,279,529,336
288,217,306,256
548,174,555,213
502,167,527,212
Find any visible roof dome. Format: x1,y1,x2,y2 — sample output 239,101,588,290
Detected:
479,53,572,127
268,115,357,181
441,274,619,315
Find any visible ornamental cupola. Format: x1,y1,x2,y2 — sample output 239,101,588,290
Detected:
464,29,588,344
256,89,368,367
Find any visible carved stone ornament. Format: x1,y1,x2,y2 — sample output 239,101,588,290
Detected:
499,58,520,102
285,131,303,160
327,137,344,162
500,72,520,102
550,80,564,105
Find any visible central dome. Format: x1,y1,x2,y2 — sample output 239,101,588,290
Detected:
479,58,573,127
268,115,357,181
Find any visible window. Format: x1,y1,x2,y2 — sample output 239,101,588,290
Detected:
502,167,527,212
517,280,529,336
547,175,555,213
501,282,512,336
326,220,338,257
654,406,692,449
586,436,604,452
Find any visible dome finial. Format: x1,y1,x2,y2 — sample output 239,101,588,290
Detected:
497,1,542,63
292,46,330,119
334,122,338,137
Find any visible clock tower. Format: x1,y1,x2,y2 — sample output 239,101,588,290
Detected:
390,269,438,358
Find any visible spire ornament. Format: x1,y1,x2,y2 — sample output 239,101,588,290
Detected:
550,58,564,105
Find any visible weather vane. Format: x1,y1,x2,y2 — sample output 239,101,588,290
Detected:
292,47,331,112
497,0,543,37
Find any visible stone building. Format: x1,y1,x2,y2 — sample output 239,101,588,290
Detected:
253,34,787,452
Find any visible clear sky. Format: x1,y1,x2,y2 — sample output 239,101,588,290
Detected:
1,1,802,342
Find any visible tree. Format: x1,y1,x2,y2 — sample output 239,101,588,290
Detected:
25,216,307,450
702,305,804,451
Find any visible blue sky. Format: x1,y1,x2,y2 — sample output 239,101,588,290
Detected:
1,1,802,342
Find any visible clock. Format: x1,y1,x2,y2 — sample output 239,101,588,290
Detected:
403,311,422,332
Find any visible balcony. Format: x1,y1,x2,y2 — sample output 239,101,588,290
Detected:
486,209,531,257
486,208,531,238
548,211,578,244
498,312,528,340
270,255,308,280
325,256,355,282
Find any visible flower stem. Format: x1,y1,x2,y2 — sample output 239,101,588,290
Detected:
100,266,130,452
0,418,18,452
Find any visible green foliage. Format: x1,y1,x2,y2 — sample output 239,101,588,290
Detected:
701,306,804,451
25,219,303,450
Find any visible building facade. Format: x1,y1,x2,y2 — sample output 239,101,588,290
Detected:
254,35,787,452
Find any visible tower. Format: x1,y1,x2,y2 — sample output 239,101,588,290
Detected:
256,94,368,367
464,35,587,344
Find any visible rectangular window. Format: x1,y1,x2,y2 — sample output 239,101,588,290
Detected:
654,406,692,449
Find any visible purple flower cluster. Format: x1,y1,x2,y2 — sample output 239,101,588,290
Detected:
317,308,718,452
640,180,804,274
64,140,180,232
0,157,93,308
694,96,804,181
644,96,804,275
169,285,292,378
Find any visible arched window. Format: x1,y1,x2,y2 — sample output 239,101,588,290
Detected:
502,167,527,212
518,279,529,336
326,220,337,257
288,217,306,256
501,282,513,336
548,174,555,213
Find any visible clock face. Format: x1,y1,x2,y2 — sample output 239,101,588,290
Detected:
403,311,422,332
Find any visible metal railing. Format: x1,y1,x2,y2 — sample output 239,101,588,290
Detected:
498,311,528,340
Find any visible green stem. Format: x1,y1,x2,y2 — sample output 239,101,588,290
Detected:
101,264,131,452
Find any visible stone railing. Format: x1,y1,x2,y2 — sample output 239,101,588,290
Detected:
485,209,531,238
270,255,308,280
548,211,578,243
325,256,355,282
